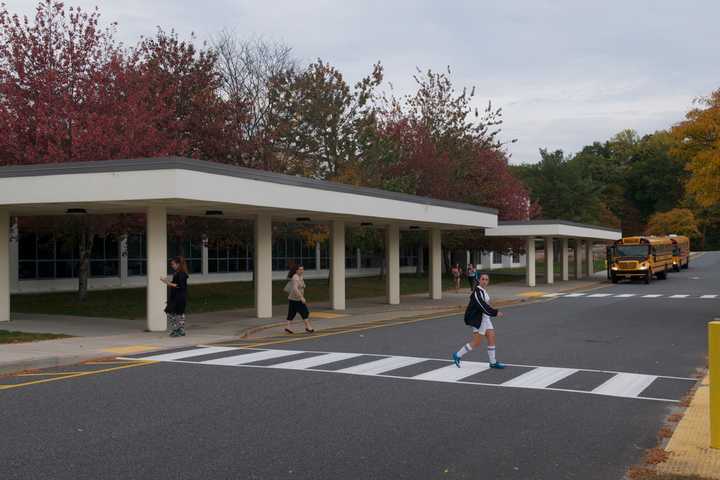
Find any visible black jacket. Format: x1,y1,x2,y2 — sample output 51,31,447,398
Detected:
463,286,498,328
165,271,189,315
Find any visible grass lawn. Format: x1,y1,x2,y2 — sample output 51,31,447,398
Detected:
11,271,523,320
0,330,71,344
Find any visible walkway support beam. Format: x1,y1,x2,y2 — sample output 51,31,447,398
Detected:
526,237,536,287
0,210,9,322
544,236,554,285
586,241,594,277
561,238,569,281
330,220,346,311
385,224,400,305
575,239,584,279
429,228,442,300
146,206,168,331
254,214,273,319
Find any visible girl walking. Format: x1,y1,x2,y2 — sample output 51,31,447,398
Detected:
466,263,477,291
161,256,189,337
452,272,505,369
451,263,463,293
285,265,315,334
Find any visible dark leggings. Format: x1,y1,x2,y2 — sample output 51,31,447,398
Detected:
287,300,309,321
467,277,476,289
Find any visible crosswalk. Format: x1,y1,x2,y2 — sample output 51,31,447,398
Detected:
121,346,696,403
543,292,718,300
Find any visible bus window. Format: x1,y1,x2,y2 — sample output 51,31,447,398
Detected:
615,245,649,258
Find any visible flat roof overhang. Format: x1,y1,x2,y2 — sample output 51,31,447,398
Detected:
0,157,498,230
484,220,621,241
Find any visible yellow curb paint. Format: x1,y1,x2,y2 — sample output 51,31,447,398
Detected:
16,372,88,376
0,361,156,391
103,345,161,355
309,311,347,319
518,291,545,298
656,375,720,479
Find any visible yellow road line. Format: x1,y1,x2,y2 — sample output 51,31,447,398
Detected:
0,361,156,391
16,372,89,377
82,361,136,365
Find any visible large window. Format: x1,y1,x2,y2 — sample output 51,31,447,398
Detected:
492,251,503,264
168,238,202,274
208,243,253,273
272,237,322,271
19,233,119,280
127,233,146,276
400,246,418,267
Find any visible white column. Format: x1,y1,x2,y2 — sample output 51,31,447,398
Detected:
502,253,512,269
385,224,400,305
526,237,536,287
481,250,492,270
0,210,10,321
201,234,209,276
9,218,18,292
586,241,594,277
315,242,321,272
330,220,346,310
544,237,554,284
429,228,442,300
254,214,273,318
561,238,569,281
466,250,471,267
575,239,584,279
146,206,167,331
119,234,129,286
356,247,362,272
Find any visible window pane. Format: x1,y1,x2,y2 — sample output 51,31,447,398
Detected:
19,261,36,279
18,233,36,260
37,261,54,278
128,260,146,276
189,259,202,274
37,235,54,260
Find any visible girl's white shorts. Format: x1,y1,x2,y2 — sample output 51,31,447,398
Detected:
472,317,494,335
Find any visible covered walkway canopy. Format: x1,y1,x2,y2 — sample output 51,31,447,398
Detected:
484,220,621,287
0,157,498,330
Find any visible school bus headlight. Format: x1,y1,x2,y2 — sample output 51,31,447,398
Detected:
611,265,618,270
639,263,648,269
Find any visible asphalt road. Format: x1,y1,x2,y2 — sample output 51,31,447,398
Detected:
1,252,718,480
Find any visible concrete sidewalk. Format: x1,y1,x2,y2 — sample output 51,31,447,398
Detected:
0,274,608,375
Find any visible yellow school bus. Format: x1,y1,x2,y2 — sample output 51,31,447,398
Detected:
668,235,690,272
609,236,674,284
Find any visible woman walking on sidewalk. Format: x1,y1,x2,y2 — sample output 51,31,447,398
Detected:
466,263,477,291
452,272,505,369
285,265,315,334
451,263,463,292
161,256,189,337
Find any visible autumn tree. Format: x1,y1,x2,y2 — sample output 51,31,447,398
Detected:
645,209,701,238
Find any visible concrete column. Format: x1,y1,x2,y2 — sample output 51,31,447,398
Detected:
315,241,322,272
254,214,273,318
9,218,18,292
0,210,10,321
575,239,584,279
481,250,492,270
330,220,346,310
526,237,536,287
586,241,594,277
385,224,400,305
417,244,424,274
561,238,569,281
356,247,362,272
429,228,442,300
502,253,512,269
146,206,168,331
119,234,129,285
201,235,209,276
544,237,554,284
466,250,471,267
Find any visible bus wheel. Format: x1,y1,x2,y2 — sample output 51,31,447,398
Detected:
683,259,689,269
673,263,680,272
611,273,618,284
658,270,667,280
645,270,652,284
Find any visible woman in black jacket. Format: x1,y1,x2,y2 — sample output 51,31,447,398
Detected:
161,256,189,337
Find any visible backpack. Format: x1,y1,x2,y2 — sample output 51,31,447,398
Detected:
463,293,483,328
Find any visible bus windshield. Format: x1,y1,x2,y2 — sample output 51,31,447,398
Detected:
615,244,649,258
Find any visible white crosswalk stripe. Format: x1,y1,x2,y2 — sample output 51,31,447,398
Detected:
124,348,696,403
587,293,612,298
563,293,586,297
501,367,578,389
591,373,657,398
614,294,636,298
549,292,718,299
701,295,718,299
642,294,663,298
542,293,565,297
669,294,689,298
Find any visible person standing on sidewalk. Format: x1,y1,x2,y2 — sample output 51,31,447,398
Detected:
466,263,477,291
451,263,463,292
285,265,315,334
452,272,505,369
161,256,189,337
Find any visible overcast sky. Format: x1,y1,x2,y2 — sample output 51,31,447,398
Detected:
6,0,720,164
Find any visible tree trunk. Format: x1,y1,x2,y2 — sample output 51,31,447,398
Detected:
77,227,95,302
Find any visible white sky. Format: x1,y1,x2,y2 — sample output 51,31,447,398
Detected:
5,0,720,164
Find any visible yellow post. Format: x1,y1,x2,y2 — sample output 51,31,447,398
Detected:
710,320,720,449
